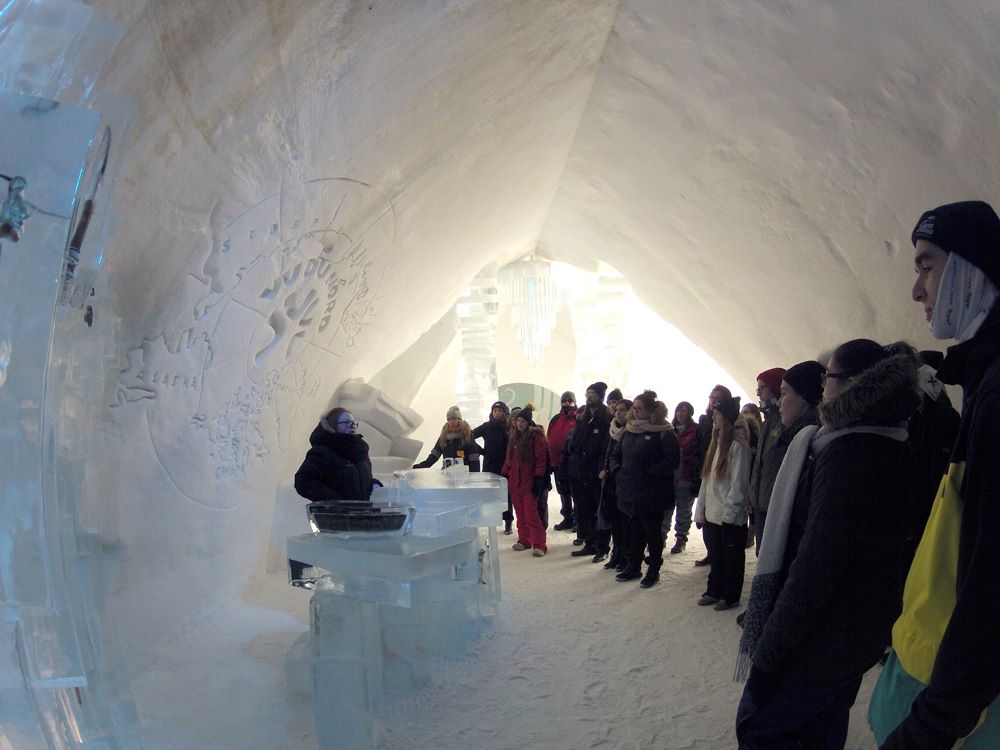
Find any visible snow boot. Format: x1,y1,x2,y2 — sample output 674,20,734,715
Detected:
639,564,661,589
615,566,642,582
603,550,621,569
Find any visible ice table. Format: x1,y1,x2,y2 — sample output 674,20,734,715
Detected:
287,470,507,750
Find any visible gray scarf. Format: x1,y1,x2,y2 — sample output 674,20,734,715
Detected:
734,423,907,681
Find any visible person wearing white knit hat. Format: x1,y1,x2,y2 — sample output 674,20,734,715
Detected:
412,405,481,471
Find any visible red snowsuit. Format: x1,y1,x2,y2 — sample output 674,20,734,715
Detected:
502,427,548,552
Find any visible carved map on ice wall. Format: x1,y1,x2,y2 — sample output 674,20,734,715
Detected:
115,177,396,507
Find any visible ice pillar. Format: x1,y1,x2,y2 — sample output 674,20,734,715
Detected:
455,262,500,420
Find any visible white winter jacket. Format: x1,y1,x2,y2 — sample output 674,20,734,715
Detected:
701,439,751,526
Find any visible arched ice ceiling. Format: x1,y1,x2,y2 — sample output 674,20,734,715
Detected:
95,0,1000,380
77,0,998,681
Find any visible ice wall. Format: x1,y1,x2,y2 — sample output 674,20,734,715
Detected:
0,2,138,745
68,0,1000,650
83,0,620,665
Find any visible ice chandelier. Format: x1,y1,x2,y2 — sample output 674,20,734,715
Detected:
498,257,560,364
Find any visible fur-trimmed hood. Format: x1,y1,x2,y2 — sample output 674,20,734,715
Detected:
819,352,921,430
626,400,673,433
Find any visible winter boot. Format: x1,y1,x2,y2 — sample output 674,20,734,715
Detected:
603,549,621,570
669,536,687,554
615,565,642,582
639,564,661,589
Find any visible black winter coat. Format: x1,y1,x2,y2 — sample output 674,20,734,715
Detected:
756,433,915,686
610,427,680,517
566,405,612,482
906,394,960,547
413,433,482,471
473,419,509,474
754,352,920,687
294,426,375,503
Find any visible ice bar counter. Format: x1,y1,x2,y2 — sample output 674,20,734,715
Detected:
287,468,506,749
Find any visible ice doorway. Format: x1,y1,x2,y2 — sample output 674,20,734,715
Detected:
408,259,751,454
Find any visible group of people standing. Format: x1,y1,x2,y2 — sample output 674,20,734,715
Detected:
725,201,1000,750
733,342,922,748
294,200,1000,750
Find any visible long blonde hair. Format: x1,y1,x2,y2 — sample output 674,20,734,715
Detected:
437,420,472,449
702,417,734,481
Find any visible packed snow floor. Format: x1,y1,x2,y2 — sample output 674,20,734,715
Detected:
130,507,883,749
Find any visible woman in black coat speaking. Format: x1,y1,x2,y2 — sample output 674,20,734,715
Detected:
295,407,380,503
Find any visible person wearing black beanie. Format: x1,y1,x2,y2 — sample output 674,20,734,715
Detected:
869,202,1000,750
588,381,608,400
473,400,513,533
911,201,1000,342
502,405,549,557
566,381,613,556
745,363,824,557
781,361,825,409
696,392,751,611
911,200,1000,288
714,395,741,425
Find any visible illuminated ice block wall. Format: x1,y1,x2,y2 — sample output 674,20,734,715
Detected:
0,2,136,746
2,0,999,747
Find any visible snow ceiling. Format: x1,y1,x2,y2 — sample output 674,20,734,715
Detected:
78,0,999,662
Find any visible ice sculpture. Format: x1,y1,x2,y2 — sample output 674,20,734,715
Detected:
455,262,500,426
0,2,137,747
331,378,424,476
286,469,506,749
266,379,424,574
0,174,34,244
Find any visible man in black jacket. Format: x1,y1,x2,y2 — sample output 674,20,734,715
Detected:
566,381,612,558
870,201,1000,750
473,401,512,533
